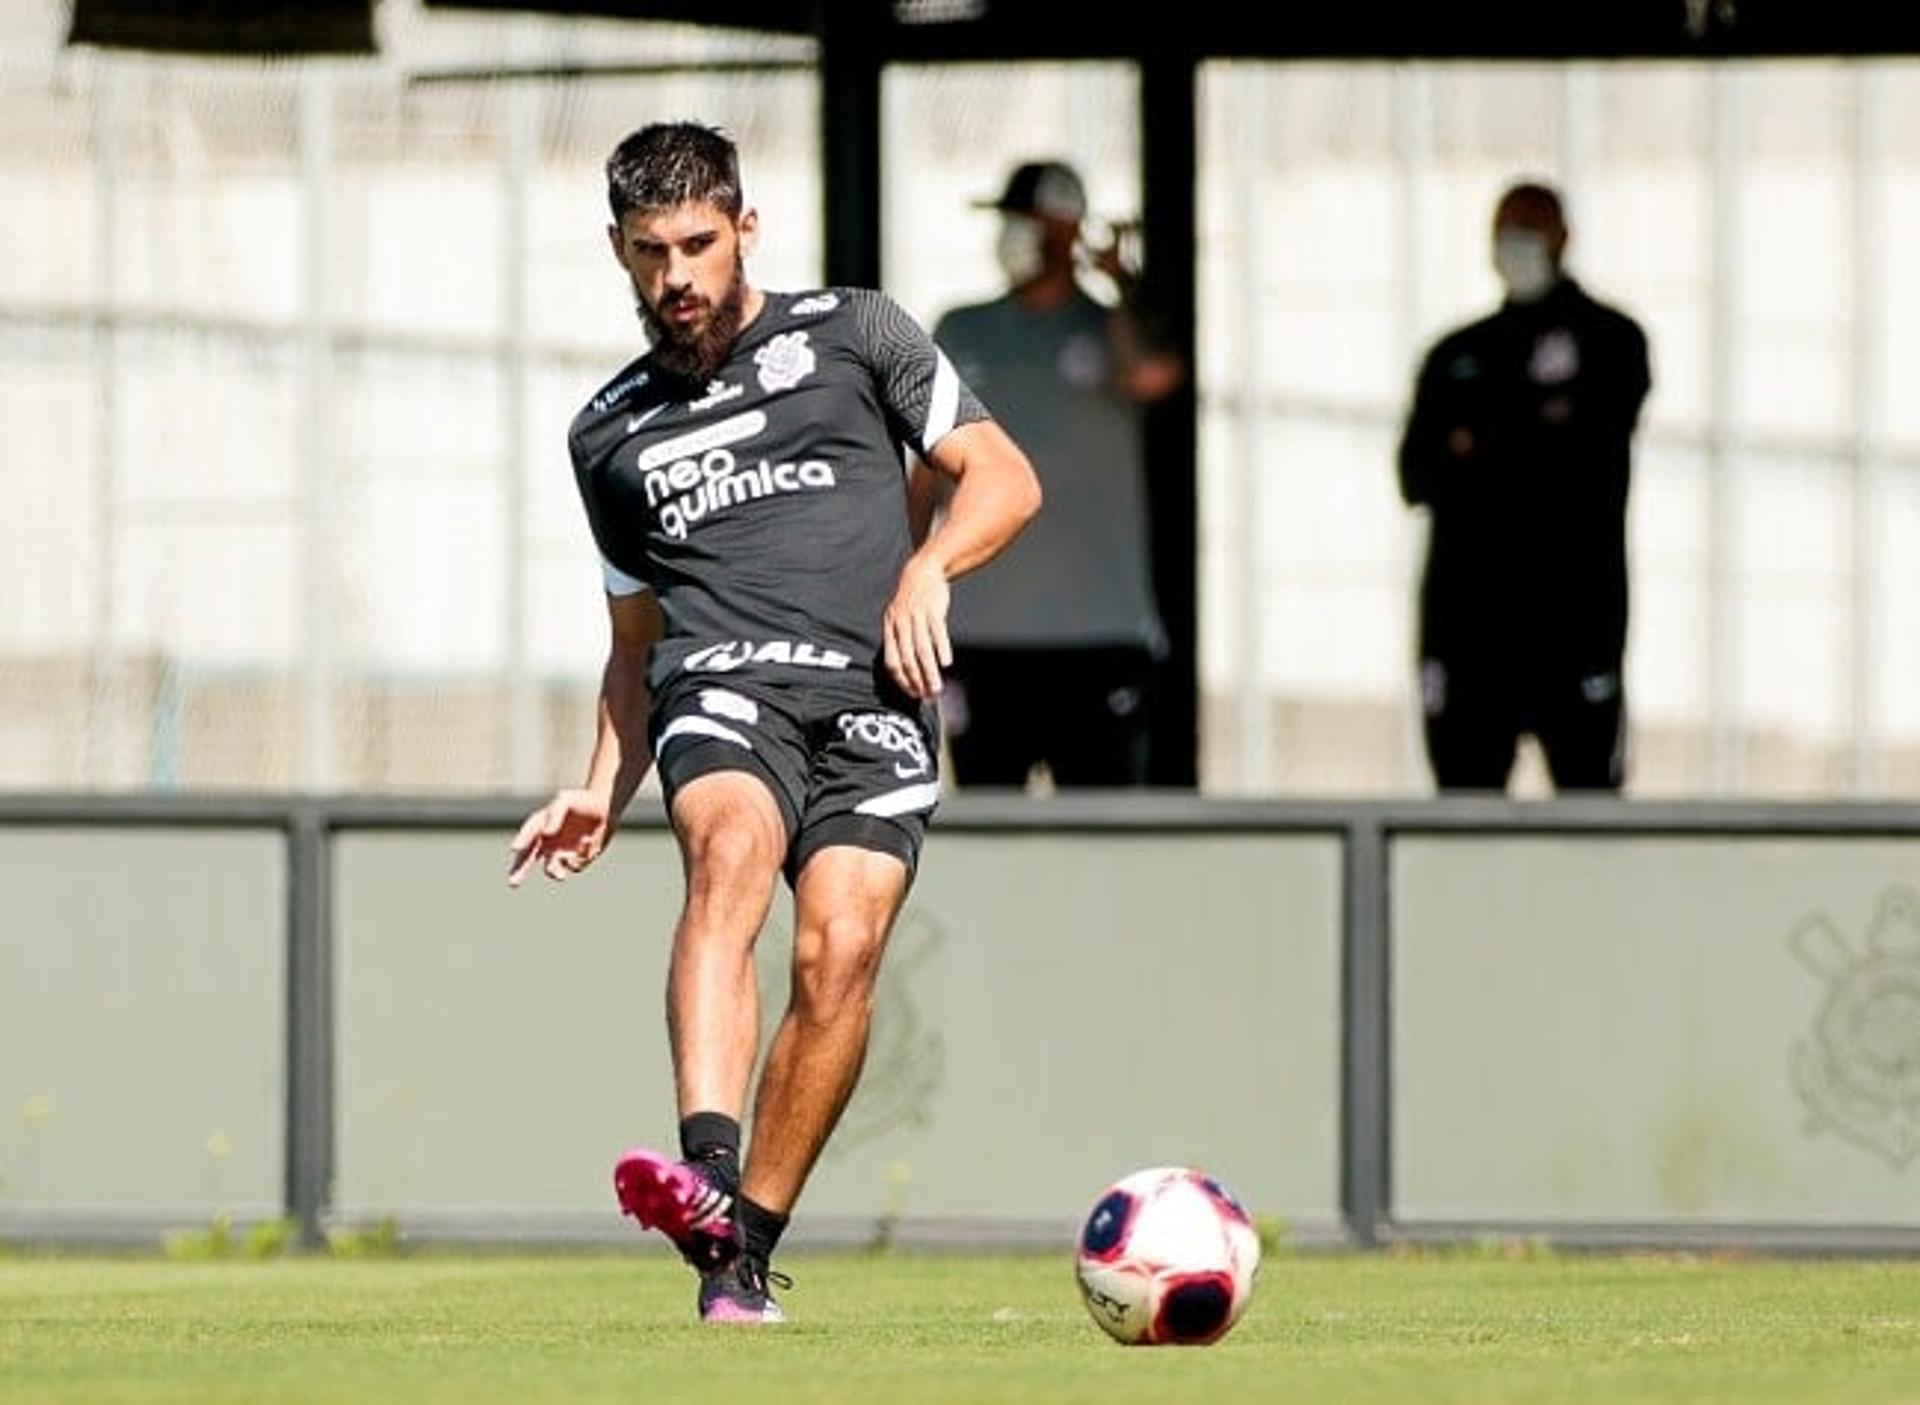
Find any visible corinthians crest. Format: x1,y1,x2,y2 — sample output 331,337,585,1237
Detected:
754,330,816,394
1789,886,1920,1170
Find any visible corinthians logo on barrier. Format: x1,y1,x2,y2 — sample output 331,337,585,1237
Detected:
1789,886,1920,1170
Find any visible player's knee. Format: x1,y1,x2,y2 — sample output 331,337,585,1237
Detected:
687,806,783,871
684,818,781,897
790,915,885,1025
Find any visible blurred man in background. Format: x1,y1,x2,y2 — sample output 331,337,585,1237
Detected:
1397,180,1651,794
509,122,1039,1324
915,159,1183,790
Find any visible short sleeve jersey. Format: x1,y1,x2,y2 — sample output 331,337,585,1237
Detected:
569,288,987,689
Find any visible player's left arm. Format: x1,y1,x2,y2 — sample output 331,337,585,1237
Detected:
900,310,957,550
903,456,942,548
887,418,1042,700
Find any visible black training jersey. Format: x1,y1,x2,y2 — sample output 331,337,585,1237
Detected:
569,288,988,690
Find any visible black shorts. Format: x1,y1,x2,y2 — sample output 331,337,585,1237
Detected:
648,669,942,883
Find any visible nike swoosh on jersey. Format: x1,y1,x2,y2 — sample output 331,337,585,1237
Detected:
627,404,669,434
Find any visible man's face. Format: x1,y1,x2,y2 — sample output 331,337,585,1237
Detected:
609,200,756,381
1491,193,1567,265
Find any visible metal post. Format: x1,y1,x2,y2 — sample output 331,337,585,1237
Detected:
1393,65,1434,793
298,69,337,790
1559,61,1598,230
818,0,883,289
1231,70,1269,794
1846,65,1882,795
504,29,538,789
1139,45,1200,788
285,805,334,1247
89,64,122,787
1706,68,1741,793
1341,817,1391,1248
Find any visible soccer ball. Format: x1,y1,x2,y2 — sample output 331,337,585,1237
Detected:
1073,1166,1261,1346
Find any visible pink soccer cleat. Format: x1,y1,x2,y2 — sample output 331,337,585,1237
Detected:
613,1146,738,1272
698,1254,789,1324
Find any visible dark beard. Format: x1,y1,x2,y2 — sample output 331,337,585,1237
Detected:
640,259,746,385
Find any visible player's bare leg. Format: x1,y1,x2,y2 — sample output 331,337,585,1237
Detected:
614,770,784,1281
689,843,908,1322
744,844,910,1210
664,772,787,1115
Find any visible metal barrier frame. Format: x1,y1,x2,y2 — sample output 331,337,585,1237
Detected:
4,792,1918,1253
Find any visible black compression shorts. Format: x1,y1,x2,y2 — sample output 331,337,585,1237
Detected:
648,669,942,883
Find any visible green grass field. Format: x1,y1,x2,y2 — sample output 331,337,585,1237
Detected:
3,1249,1917,1403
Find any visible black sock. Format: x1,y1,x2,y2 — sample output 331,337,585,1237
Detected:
737,1195,789,1263
679,1112,741,1190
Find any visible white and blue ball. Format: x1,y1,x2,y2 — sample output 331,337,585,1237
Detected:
1073,1165,1261,1346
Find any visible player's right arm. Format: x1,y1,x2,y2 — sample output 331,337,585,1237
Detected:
507,588,662,887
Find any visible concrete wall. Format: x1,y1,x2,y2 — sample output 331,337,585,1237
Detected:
331,828,1344,1240
1394,835,1920,1226
0,826,285,1222
4,799,1917,1248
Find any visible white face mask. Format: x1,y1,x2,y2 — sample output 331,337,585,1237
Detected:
1493,230,1557,303
995,216,1046,286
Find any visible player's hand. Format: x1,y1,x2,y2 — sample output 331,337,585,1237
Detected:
882,553,953,701
507,788,613,887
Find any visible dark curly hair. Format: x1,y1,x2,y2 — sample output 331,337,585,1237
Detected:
605,122,743,223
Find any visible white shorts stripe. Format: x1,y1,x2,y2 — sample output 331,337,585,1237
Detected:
921,350,960,452
658,716,753,753
853,781,942,818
